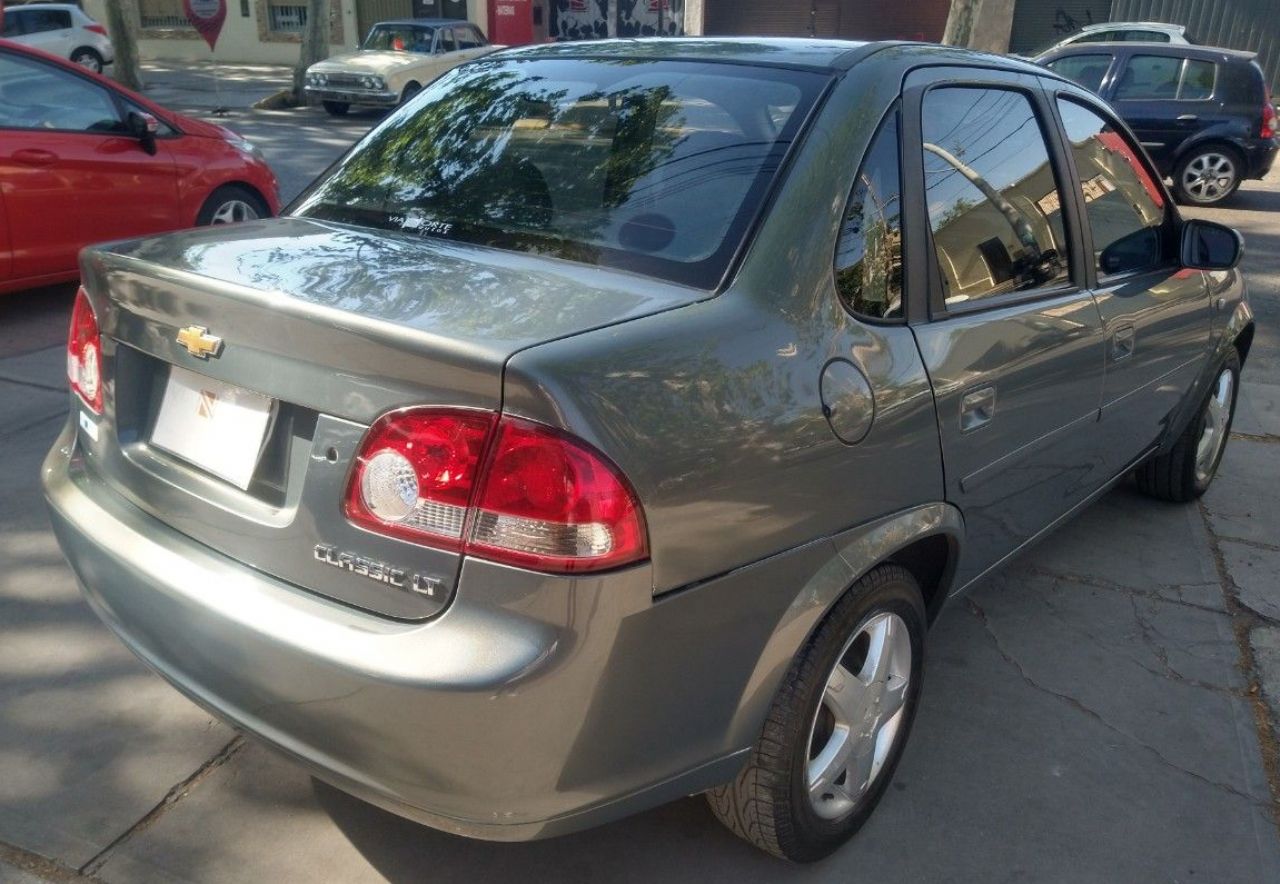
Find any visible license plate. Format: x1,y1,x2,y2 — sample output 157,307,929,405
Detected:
150,366,274,490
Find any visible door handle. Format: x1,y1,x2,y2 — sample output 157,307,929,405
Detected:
960,386,996,433
11,148,57,167
1176,114,1198,123
1112,324,1136,359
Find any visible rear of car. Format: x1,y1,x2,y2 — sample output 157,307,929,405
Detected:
1038,43,1278,204
43,48,834,837
1,2,112,71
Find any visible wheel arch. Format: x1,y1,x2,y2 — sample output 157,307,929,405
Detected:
724,503,963,752
195,181,273,225
1171,136,1246,173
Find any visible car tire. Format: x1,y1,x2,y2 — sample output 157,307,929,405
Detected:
707,563,926,862
196,185,270,226
71,48,104,73
1135,349,1240,502
400,82,422,105
1173,145,1243,206
322,100,350,116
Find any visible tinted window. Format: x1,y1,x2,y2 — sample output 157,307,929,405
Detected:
457,25,485,48
1114,55,1181,99
27,9,71,31
1048,55,1112,93
438,28,457,52
294,58,826,289
921,87,1070,307
835,111,902,320
1179,59,1216,99
1125,30,1171,42
1,12,21,37
0,52,121,132
1057,98,1167,275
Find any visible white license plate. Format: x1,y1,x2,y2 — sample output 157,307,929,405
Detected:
150,366,274,491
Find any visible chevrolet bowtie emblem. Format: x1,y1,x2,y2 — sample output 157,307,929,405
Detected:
176,326,223,359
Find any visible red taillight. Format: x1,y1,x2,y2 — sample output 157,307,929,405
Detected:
1262,96,1276,140
345,409,648,574
67,288,103,414
85,23,108,35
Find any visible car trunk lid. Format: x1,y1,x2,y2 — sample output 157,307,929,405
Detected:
76,217,701,619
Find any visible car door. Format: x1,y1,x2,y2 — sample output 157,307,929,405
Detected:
1049,89,1211,472
0,48,181,281
0,188,12,285
904,67,1109,590
1108,51,1221,174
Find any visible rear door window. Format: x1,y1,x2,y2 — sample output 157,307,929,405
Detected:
1178,59,1216,99
1047,54,1113,93
1056,97,1168,276
835,109,903,320
1124,30,1172,42
920,87,1072,308
438,28,457,52
293,58,828,289
1114,55,1182,99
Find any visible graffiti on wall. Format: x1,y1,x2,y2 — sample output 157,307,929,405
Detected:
1052,7,1096,35
550,0,684,41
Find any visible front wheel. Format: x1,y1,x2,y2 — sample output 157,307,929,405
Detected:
400,82,422,105
322,100,350,116
708,564,926,862
196,185,269,226
1173,147,1242,205
1135,349,1240,502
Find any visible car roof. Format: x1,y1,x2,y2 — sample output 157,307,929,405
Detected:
369,18,473,27
1076,20,1185,33
1041,41,1257,64
488,37,1056,75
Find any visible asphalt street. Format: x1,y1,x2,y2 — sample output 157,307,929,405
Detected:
1,104,1279,883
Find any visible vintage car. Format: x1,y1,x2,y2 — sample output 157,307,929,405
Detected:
46,39,1252,861
303,17,496,115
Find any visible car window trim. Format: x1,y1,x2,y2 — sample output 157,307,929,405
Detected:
1050,89,1180,285
909,78,1085,321
1112,52,1214,103
830,100,907,326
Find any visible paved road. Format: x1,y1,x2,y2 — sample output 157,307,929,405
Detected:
1,114,1278,882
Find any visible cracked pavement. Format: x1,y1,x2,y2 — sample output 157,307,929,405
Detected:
1,126,1278,882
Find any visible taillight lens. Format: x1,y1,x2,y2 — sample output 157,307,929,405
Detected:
1262,97,1276,140
345,410,495,550
469,418,648,573
85,23,108,35
345,409,648,574
67,288,103,414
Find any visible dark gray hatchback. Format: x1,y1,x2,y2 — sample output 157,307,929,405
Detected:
44,38,1254,861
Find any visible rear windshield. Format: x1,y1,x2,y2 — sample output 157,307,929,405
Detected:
292,58,828,289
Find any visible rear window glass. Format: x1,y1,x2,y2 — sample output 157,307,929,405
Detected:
293,58,826,289
1048,54,1112,93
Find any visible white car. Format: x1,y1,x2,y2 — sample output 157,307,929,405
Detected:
305,18,498,116
1,2,113,72
1027,20,1193,58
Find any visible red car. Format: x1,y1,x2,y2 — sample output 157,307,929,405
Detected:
0,38,280,294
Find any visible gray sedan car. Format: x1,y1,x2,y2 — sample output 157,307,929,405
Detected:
44,38,1252,861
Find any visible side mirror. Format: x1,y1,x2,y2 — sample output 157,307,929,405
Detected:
127,110,159,156
1181,218,1243,271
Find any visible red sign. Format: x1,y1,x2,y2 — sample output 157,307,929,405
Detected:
489,0,532,45
183,0,227,51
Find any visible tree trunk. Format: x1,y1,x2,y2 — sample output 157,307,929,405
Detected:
294,0,330,102
606,0,618,37
104,0,144,90
942,0,979,48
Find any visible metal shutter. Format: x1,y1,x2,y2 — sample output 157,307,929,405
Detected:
706,0,834,38
356,0,413,44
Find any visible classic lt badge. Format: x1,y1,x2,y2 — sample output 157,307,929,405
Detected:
314,544,444,598
176,325,223,359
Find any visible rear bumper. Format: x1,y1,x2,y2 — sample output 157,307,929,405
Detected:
42,420,838,839
1244,138,1278,180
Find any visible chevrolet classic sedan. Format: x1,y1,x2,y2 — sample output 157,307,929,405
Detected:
45,39,1252,861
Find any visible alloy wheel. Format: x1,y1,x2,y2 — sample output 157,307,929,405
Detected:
1195,366,1234,484
1181,152,1237,203
805,611,912,821
210,199,260,224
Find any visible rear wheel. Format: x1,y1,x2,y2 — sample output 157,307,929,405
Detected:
1135,349,1240,502
70,47,103,73
196,185,269,226
708,564,926,862
322,100,350,116
1173,146,1242,205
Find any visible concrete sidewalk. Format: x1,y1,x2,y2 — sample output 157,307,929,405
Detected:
134,59,294,111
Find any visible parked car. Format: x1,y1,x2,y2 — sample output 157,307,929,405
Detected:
304,17,497,115
1038,43,1278,204
1,2,110,71
1027,20,1194,57
44,39,1252,862
0,40,280,295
